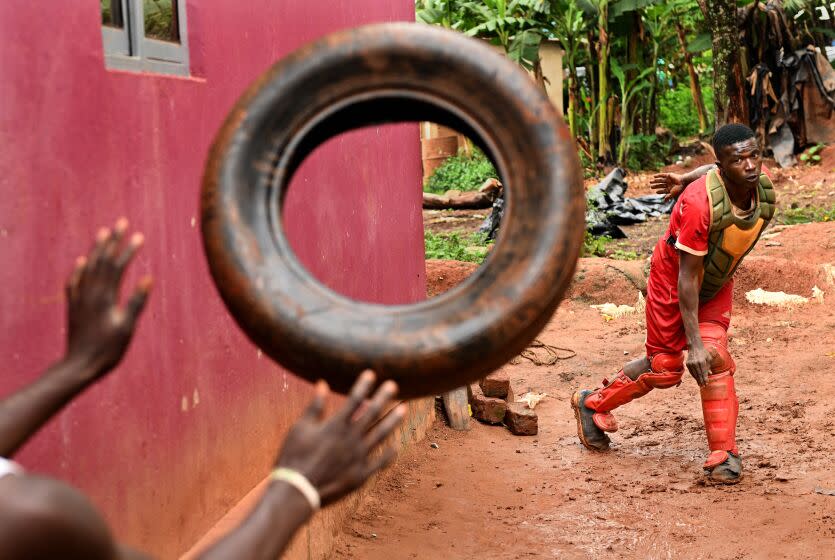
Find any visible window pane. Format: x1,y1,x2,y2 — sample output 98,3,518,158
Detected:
101,0,124,28
144,0,180,43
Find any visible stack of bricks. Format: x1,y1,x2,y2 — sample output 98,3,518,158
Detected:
469,370,538,436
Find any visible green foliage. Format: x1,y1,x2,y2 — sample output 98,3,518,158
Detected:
799,143,825,165
659,83,715,138
425,231,492,262
611,59,654,164
101,0,112,23
425,149,499,194
143,0,175,40
582,232,612,257
578,150,597,178
416,0,469,28
777,205,835,225
582,234,640,259
610,248,640,260
460,0,552,69
417,0,552,70
609,0,659,19
686,33,712,53
624,134,670,170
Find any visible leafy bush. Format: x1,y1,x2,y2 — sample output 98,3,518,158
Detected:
425,231,491,263
582,232,611,257
625,134,671,171
143,0,176,40
425,148,498,194
659,83,714,138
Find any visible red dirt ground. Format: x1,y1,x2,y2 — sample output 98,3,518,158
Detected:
333,222,835,559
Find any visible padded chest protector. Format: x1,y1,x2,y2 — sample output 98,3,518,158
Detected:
700,170,775,301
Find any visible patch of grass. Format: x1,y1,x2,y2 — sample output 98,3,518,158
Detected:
609,248,640,260
425,148,498,194
776,205,835,225
424,231,491,263
582,234,642,259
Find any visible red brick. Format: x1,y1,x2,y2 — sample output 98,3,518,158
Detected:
504,402,538,435
469,384,506,424
480,372,510,399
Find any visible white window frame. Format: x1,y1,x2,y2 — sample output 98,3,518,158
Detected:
102,0,190,77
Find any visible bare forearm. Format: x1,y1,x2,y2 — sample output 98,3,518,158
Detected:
197,482,312,560
0,358,96,457
682,164,716,186
678,273,703,349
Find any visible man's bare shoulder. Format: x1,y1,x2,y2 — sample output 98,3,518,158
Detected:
0,475,116,560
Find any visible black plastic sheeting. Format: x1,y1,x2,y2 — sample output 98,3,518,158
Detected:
586,168,674,238
478,195,504,241
479,167,674,241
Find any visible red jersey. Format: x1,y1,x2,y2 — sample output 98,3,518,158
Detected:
643,167,770,356
650,166,771,296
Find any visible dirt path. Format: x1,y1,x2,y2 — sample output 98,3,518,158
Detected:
333,223,835,559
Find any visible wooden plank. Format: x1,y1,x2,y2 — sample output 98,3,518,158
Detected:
442,386,470,431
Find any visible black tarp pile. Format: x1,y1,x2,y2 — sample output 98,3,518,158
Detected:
585,168,674,239
479,167,674,241
478,195,504,241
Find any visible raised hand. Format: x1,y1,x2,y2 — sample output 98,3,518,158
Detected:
650,172,685,201
65,218,152,379
275,371,406,506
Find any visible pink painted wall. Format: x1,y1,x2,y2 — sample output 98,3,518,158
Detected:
0,1,423,557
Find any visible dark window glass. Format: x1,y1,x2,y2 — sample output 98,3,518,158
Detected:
144,0,180,43
101,0,124,28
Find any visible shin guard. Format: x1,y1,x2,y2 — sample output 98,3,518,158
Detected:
699,323,739,468
584,352,684,433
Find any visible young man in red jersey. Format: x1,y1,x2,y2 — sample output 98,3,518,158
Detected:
572,124,776,484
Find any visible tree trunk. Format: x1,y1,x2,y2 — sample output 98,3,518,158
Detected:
627,12,643,134
587,30,599,161
700,0,747,127
675,22,710,134
646,43,659,135
533,57,548,94
597,1,611,163
567,71,577,139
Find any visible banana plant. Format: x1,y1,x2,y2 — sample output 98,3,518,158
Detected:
415,0,470,29
460,0,551,70
551,0,587,139
611,58,654,164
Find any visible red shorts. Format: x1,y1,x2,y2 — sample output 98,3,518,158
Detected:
645,244,733,356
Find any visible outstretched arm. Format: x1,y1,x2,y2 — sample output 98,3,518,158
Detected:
0,219,151,457
651,164,717,201
197,371,405,560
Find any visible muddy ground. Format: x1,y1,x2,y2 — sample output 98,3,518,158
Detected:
333,153,835,559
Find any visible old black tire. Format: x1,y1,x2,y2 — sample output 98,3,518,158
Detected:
201,23,584,398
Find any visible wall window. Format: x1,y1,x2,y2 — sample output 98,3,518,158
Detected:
101,0,189,76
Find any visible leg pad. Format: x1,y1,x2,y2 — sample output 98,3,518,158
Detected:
698,321,739,454
584,352,685,432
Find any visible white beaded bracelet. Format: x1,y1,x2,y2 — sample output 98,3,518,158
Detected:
271,467,321,512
